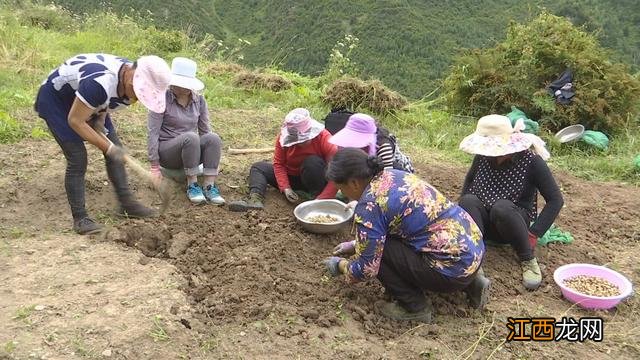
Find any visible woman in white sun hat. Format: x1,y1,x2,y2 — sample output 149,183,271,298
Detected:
458,114,564,290
147,57,225,205
34,53,171,235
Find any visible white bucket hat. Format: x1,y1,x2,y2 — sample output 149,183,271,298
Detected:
279,108,324,147
459,114,550,160
169,57,204,92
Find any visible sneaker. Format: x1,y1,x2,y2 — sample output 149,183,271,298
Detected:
203,184,225,205
374,300,432,323
73,217,104,235
187,183,206,204
228,193,264,212
522,258,542,290
117,199,158,218
465,268,491,310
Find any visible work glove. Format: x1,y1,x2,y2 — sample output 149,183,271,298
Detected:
105,143,126,162
90,113,108,135
333,240,356,256
284,188,299,203
345,200,358,211
528,231,538,250
323,256,344,277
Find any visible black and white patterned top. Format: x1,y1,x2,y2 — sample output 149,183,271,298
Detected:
469,150,537,219
461,150,564,237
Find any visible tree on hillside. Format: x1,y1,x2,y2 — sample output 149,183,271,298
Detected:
443,12,640,132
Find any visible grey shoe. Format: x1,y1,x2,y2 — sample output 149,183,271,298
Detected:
374,300,432,323
73,217,103,235
228,193,264,212
117,198,158,218
465,268,491,310
522,258,542,290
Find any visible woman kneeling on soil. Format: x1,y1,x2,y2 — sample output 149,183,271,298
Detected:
329,113,414,173
229,108,338,211
147,57,225,205
323,148,490,322
458,114,564,290
34,53,171,235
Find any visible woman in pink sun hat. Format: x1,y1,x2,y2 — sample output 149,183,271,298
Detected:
458,114,564,291
34,53,171,235
229,108,338,212
329,113,414,173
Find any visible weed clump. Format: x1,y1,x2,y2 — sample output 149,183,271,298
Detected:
233,71,292,92
322,77,407,115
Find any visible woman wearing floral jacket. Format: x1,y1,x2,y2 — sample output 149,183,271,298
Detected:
323,148,490,322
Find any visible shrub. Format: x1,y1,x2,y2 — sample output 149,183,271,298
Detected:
233,71,292,92
443,12,640,132
322,77,407,115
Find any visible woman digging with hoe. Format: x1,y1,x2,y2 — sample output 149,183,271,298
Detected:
35,53,171,235
323,148,491,322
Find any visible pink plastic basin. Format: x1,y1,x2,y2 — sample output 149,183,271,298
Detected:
553,263,633,310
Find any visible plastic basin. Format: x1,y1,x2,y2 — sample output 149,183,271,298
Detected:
553,263,633,310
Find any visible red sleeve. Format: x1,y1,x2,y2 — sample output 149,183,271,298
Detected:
272,135,290,192
316,181,338,199
319,130,338,161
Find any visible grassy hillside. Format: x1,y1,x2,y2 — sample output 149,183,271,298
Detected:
49,0,640,98
1,2,639,185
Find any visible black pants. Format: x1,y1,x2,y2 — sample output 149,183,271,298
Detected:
458,194,533,261
50,127,133,220
376,239,473,313
248,156,328,197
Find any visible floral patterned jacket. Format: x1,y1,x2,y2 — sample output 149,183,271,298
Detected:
346,169,484,282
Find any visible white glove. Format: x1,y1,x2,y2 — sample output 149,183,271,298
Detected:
284,188,299,203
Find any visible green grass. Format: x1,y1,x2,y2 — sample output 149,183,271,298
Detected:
0,2,638,185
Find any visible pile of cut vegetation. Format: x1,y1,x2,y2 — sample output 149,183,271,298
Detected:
233,71,292,92
205,62,246,76
322,77,407,115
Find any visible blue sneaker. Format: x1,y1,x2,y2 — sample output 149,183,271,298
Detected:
187,183,206,204
203,184,225,205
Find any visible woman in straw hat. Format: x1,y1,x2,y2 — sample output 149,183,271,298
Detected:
458,114,564,290
147,57,225,205
329,112,414,173
228,108,338,211
323,148,490,323
35,53,171,235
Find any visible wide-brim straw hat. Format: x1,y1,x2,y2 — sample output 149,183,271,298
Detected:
459,114,550,159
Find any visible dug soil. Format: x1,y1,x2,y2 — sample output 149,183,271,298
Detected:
1,112,639,359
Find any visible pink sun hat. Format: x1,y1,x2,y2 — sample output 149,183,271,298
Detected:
133,55,171,113
279,108,325,147
329,113,377,156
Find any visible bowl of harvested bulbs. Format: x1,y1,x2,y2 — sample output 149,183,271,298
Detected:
553,263,633,310
293,199,354,234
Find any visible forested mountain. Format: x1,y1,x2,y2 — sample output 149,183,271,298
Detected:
51,0,640,97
